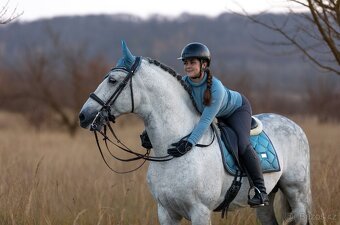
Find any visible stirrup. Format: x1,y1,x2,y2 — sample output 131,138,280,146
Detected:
247,186,269,208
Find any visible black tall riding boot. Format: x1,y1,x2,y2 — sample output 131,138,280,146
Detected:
240,145,269,207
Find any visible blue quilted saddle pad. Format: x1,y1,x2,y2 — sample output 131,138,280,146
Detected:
219,131,281,176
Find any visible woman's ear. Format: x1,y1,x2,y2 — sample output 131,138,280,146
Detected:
202,61,208,69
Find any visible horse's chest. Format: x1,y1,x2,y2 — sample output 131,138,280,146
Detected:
147,163,196,198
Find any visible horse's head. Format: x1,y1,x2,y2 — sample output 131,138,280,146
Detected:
79,41,142,130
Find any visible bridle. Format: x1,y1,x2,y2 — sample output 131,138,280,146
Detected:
88,57,176,174
89,57,142,130
87,56,214,174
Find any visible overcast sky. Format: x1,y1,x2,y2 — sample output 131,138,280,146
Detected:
5,0,306,21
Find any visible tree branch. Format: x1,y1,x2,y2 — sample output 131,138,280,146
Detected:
307,0,340,65
237,0,340,76
245,13,340,75
335,0,340,25
0,0,22,24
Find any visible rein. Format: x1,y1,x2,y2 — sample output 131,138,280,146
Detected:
88,57,215,173
93,123,173,174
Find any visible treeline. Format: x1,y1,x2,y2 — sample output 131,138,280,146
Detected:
0,14,339,134
0,13,330,90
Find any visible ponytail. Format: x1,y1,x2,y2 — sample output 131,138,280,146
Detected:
203,68,212,106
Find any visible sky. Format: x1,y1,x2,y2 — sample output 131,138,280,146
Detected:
4,0,306,21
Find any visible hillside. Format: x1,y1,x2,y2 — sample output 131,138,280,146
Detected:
1,13,336,93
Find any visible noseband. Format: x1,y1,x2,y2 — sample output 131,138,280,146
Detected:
89,56,141,131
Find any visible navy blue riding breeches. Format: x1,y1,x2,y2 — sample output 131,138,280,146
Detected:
217,95,252,156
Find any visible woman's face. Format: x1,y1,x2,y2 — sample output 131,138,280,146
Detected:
183,58,202,79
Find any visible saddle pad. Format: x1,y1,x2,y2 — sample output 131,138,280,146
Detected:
215,126,281,176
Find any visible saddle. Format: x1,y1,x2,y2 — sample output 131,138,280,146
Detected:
217,117,280,176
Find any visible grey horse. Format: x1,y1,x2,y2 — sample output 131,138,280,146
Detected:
79,41,311,225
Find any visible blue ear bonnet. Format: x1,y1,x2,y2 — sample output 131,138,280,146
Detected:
116,40,137,70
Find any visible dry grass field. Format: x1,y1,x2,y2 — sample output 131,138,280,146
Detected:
0,112,339,225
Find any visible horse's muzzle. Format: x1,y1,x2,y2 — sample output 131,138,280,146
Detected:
79,108,97,129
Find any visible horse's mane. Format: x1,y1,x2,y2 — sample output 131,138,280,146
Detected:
145,57,200,113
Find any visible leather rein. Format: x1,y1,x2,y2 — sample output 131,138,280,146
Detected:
88,56,214,173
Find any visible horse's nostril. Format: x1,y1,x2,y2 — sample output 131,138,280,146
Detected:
79,113,85,122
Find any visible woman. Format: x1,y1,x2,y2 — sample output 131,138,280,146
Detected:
141,42,269,207
172,42,270,208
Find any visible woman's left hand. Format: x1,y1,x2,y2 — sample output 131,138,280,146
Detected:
167,140,193,157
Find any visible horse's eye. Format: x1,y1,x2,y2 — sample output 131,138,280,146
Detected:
108,76,117,84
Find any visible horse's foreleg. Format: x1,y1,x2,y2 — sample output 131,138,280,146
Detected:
190,205,212,225
157,204,182,225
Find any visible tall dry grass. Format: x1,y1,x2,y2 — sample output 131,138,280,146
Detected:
0,112,339,225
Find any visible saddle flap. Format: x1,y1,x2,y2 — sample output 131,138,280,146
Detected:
217,122,242,170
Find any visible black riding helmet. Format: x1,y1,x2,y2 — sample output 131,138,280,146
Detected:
178,42,211,66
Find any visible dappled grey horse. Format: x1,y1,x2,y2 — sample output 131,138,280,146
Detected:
79,41,311,225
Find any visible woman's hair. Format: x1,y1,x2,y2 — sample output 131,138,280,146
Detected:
203,67,213,106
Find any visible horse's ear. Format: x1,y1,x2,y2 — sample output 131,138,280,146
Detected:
116,40,136,69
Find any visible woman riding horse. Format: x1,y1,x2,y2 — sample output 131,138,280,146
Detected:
142,42,269,207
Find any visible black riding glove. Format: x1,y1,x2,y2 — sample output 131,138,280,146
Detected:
167,140,193,157
140,130,153,149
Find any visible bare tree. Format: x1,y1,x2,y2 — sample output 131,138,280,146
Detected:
2,26,109,135
0,1,22,24
241,0,340,75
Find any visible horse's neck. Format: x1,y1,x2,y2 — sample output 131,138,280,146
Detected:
136,63,199,156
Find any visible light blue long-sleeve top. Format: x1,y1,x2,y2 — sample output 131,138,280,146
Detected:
182,73,242,145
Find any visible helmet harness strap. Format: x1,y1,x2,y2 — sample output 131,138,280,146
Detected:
199,59,206,79
191,59,205,80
